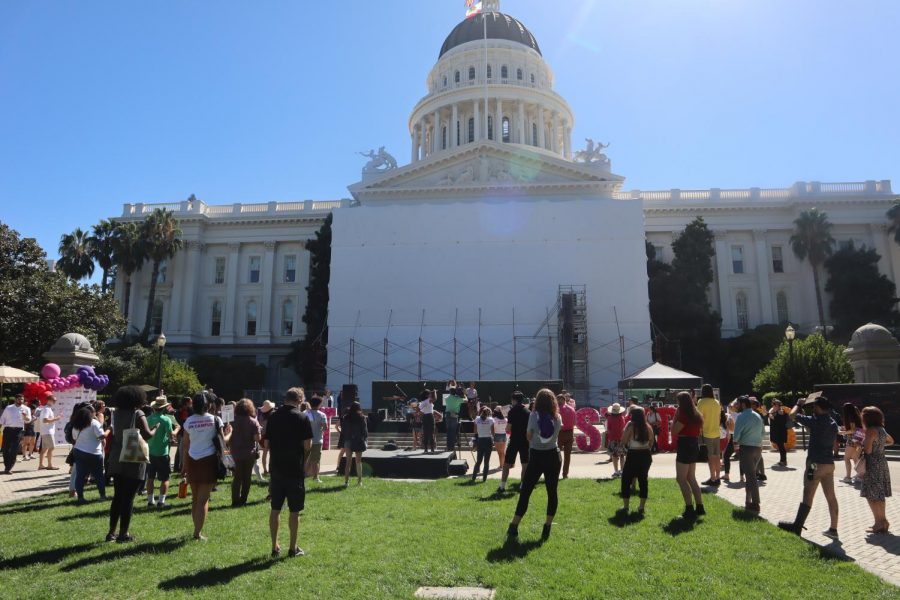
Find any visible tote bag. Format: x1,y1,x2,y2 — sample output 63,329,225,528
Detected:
119,411,150,464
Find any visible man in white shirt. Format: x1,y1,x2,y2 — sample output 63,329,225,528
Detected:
304,396,328,482
418,390,436,454
1,394,31,473
38,395,63,470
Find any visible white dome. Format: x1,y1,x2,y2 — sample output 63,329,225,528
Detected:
849,323,898,350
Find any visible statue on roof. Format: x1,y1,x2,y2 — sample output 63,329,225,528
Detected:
574,138,610,165
359,147,398,173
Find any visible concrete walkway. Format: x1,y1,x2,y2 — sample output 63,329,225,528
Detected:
2,447,897,586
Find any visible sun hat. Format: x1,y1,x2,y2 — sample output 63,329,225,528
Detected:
150,396,170,410
260,400,275,413
608,402,625,415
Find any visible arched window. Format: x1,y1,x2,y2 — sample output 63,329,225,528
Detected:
530,73,535,85
502,117,510,142
282,298,294,336
516,68,523,81
246,300,257,336
501,65,508,79
486,64,492,79
157,260,167,284
468,117,475,143
454,70,460,84
776,292,790,325
441,126,447,150
468,66,476,81
487,116,493,140
532,123,538,146
735,292,749,330
210,301,222,337
151,300,164,336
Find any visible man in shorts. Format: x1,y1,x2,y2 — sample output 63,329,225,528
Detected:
38,394,63,470
264,387,313,557
146,396,178,508
779,396,840,539
304,395,327,483
498,392,530,493
697,384,722,486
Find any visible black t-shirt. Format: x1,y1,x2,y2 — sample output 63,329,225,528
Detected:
264,405,313,479
507,404,531,443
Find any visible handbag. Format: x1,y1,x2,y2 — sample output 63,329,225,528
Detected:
212,419,234,475
119,411,150,464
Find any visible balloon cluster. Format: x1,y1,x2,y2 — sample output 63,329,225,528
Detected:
21,363,109,403
76,366,109,392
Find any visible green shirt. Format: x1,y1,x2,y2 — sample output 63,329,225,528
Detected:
147,413,174,457
444,394,465,414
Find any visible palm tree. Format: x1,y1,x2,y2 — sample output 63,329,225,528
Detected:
57,227,95,281
89,219,117,293
140,209,183,341
887,201,900,245
111,221,146,332
790,208,835,339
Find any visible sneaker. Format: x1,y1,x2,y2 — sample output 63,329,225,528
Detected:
541,523,552,539
702,478,716,486
711,479,721,487
105,532,117,542
841,476,852,483
157,502,168,509
288,547,305,557
757,474,767,482
682,506,697,521
271,547,281,558
696,504,707,516
823,528,839,540
506,524,519,539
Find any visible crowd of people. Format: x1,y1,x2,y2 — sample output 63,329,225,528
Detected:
0,381,895,551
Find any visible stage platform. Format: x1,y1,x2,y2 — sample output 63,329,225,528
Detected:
338,449,466,479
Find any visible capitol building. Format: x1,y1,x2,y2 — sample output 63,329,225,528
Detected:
114,1,897,405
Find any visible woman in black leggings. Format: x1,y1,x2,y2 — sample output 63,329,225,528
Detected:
619,406,654,515
105,386,157,543
507,389,562,540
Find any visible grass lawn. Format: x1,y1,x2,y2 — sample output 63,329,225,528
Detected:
0,476,896,599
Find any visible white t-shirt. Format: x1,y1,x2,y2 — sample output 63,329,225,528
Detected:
73,419,105,455
39,406,56,436
493,417,507,435
184,413,223,460
305,409,327,445
2,404,29,428
475,416,495,438
465,387,478,400
419,399,434,415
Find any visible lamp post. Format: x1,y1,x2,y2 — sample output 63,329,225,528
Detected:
785,325,802,448
155,333,167,395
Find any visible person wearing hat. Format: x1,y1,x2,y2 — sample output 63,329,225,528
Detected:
768,398,790,467
146,395,179,508
258,400,275,477
605,403,627,477
778,396,841,539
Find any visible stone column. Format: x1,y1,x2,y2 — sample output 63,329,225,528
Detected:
432,109,440,153
753,230,774,323
551,112,560,154
517,101,525,145
496,99,503,142
418,121,426,158
564,123,572,159
411,130,417,162
257,241,276,341
451,103,458,148
221,242,241,343
537,105,546,149
183,242,204,338
714,235,733,331
474,100,481,141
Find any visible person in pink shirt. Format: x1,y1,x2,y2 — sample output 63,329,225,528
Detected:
605,403,627,477
557,394,577,479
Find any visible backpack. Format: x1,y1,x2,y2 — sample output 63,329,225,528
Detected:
64,421,75,444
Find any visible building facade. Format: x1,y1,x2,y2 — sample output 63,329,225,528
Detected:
114,2,898,401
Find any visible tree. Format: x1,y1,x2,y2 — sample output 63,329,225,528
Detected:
0,223,124,370
824,243,898,341
647,218,722,381
57,227,95,281
718,325,784,400
790,208,834,338
112,221,147,333
98,344,201,398
285,213,332,387
89,220,117,293
887,201,900,245
752,333,854,399
139,209,183,341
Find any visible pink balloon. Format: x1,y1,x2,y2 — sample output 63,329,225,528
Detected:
41,363,61,379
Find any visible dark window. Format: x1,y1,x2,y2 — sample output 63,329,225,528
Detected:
150,300,163,336
454,70,460,83
246,301,257,336
249,256,261,283
468,66,475,81
731,246,744,274
214,257,225,284
211,301,222,337
442,126,447,150
487,116,493,140
532,123,538,146
501,65,508,79
530,73,535,84
284,255,297,283
486,65,492,79
468,118,475,143
517,68,523,80
502,117,510,142
771,246,784,274
443,76,447,88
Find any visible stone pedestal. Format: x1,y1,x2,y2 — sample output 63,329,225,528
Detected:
845,323,900,383
42,333,100,376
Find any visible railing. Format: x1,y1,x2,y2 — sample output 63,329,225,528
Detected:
240,204,268,213
616,180,892,204
122,199,351,218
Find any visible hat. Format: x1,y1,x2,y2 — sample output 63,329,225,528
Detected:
151,396,170,410
260,400,275,413
608,403,625,415
772,398,782,405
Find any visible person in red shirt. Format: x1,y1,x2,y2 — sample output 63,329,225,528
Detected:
672,391,705,520
557,394,577,479
605,403,627,477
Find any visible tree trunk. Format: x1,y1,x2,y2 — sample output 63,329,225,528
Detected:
812,263,828,341
141,260,161,342
123,277,132,327
101,267,109,294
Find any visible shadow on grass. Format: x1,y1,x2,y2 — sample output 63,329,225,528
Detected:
60,537,189,572
0,542,100,570
607,510,644,528
731,508,761,522
478,491,516,502
485,538,545,562
661,516,699,536
158,557,275,590
307,485,348,494
0,496,72,516
817,539,853,562
58,507,110,522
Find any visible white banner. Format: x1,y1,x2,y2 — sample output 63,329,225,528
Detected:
53,387,96,446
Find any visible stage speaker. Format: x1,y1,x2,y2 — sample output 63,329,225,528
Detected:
448,460,468,476
342,384,358,400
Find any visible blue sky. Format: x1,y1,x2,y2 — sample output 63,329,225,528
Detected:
2,0,898,260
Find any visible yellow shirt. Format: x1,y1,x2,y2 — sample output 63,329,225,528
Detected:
697,396,721,439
